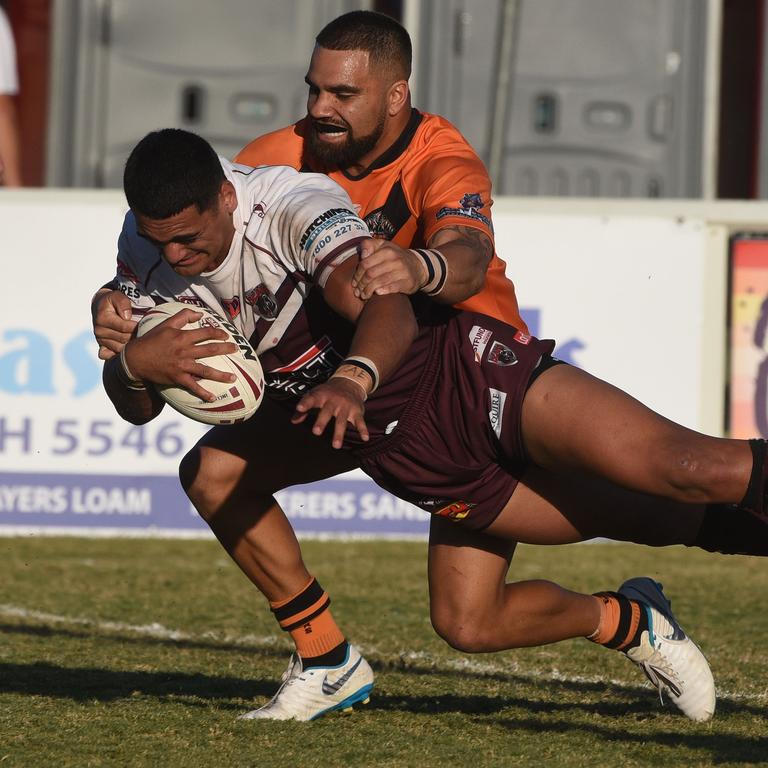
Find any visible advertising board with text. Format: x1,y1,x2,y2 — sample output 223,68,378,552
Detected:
0,192,727,536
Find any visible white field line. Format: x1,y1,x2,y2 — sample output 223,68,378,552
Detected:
1,604,765,703
0,603,280,648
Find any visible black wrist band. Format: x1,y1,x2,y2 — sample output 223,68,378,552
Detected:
414,248,447,295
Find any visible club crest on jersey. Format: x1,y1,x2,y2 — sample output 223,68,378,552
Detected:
469,325,493,364
251,202,266,219
460,193,485,209
245,284,278,320
364,208,396,240
487,341,518,366
436,192,492,228
221,297,241,320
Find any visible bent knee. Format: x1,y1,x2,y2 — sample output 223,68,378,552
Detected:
430,605,506,653
178,445,247,521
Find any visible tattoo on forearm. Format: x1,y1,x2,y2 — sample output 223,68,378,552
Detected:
431,225,493,261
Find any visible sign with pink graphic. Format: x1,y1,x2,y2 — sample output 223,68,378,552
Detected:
729,236,768,438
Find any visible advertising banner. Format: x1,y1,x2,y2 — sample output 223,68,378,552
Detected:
0,192,727,537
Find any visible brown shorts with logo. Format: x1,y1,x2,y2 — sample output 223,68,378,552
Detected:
353,311,558,530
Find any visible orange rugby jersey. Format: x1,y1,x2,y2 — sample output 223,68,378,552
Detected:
236,109,526,329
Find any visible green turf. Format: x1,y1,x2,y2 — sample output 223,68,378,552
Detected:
0,537,766,767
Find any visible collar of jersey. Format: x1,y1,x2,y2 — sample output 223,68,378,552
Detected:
337,108,423,182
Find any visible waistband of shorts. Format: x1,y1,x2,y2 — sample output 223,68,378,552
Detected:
351,326,442,461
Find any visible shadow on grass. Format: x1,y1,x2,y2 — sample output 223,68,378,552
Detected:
491,715,768,764
2,621,766,731
370,689,768,720
0,660,659,722
0,660,269,708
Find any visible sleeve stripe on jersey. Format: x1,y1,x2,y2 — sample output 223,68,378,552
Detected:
315,236,368,288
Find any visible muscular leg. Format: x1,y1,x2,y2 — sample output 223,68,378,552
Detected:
428,516,600,651
179,397,357,601
429,468,706,653
517,364,751,505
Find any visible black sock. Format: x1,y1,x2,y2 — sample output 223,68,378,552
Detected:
694,503,768,556
302,640,349,670
739,439,767,515
592,592,650,650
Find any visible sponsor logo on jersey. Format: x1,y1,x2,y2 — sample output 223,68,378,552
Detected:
245,284,278,320
435,192,492,227
487,341,518,367
514,330,531,345
222,296,241,320
364,208,396,240
488,387,507,438
469,325,493,364
267,336,343,397
425,500,476,520
299,207,357,249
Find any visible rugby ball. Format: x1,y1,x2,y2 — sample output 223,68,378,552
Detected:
136,301,265,425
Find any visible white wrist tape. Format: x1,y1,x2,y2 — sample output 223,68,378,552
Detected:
118,346,147,391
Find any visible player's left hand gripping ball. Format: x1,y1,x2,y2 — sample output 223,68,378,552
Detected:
137,301,265,425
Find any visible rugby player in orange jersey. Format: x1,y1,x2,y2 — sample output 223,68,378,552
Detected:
236,15,523,326
93,14,752,723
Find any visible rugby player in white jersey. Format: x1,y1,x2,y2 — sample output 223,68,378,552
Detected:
97,128,396,719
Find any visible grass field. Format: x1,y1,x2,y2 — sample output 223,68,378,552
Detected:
0,536,766,767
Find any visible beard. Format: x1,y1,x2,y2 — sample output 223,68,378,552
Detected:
307,113,386,170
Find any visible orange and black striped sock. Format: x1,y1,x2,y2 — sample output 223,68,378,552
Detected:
587,591,649,650
270,577,348,668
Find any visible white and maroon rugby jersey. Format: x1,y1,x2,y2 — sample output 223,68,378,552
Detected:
112,159,370,399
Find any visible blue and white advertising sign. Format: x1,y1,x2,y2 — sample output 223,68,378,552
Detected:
0,191,728,537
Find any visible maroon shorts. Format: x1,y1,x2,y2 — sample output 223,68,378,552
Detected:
353,312,557,530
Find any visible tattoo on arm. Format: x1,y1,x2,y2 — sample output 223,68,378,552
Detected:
429,225,493,263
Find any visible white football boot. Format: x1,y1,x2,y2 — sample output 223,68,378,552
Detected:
239,644,374,722
618,577,716,722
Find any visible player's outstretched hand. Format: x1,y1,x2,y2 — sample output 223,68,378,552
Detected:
292,377,369,449
122,308,238,402
92,289,137,360
352,239,427,299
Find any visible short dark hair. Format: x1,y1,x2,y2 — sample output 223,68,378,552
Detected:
316,10,411,80
123,128,225,219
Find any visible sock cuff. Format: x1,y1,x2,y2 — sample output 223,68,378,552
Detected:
270,577,330,631
589,591,641,650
